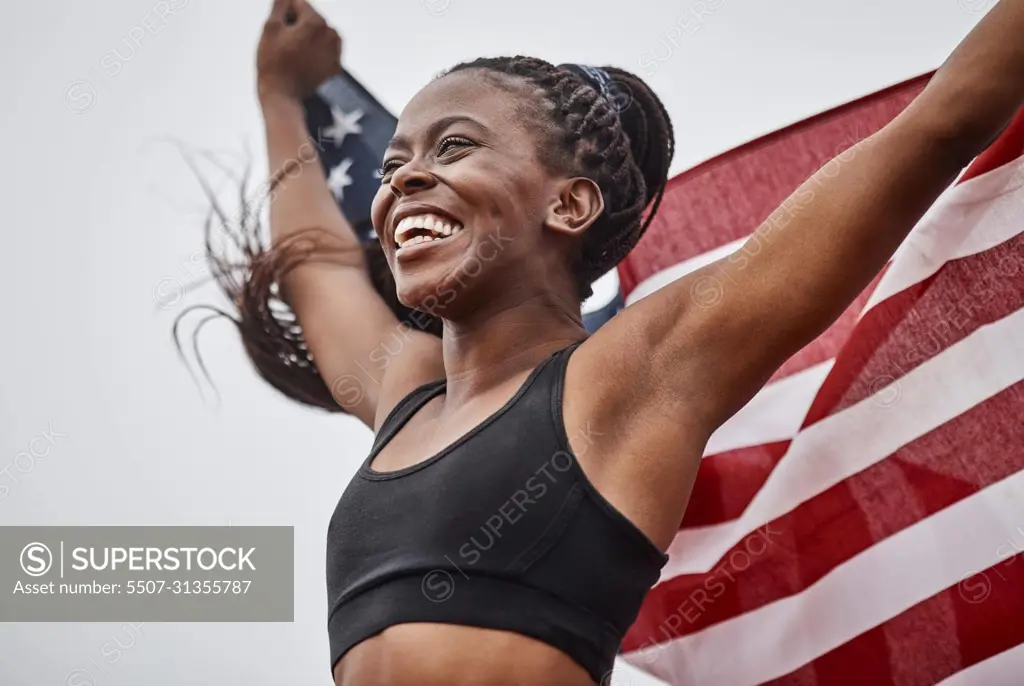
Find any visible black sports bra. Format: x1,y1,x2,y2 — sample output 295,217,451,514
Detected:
325,342,668,681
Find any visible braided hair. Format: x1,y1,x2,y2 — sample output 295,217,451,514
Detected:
182,58,673,412
446,57,673,299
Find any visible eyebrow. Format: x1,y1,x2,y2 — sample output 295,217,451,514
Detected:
387,115,490,151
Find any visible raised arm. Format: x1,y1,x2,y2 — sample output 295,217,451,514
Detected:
255,0,442,427
598,0,1024,434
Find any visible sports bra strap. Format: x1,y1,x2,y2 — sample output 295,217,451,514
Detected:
371,379,446,452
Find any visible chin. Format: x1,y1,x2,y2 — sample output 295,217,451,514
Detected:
394,260,494,323
390,220,514,318
395,269,457,316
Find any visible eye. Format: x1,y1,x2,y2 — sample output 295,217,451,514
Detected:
376,158,403,180
376,136,474,180
438,136,474,156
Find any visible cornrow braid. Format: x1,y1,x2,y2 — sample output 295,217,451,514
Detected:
444,57,674,297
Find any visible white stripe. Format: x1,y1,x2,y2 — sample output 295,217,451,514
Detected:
582,270,621,314
628,468,1024,686
865,157,1024,313
659,306,1024,579
611,657,670,686
937,643,1024,686
704,361,833,456
626,237,748,305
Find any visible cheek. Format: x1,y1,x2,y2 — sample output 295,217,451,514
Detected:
370,187,393,239
457,159,546,229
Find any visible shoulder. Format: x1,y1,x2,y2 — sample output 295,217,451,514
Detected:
566,295,707,433
560,317,711,548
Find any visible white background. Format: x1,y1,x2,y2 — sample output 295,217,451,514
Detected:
0,0,989,684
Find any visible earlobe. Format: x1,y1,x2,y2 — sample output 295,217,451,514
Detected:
546,177,605,237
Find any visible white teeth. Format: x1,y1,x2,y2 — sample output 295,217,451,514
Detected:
394,212,465,248
404,235,434,247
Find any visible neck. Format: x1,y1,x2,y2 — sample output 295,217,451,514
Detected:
439,290,587,408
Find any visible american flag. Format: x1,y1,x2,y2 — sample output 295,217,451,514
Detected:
618,73,1024,686
304,70,398,244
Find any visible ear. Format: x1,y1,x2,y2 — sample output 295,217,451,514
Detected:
544,177,604,238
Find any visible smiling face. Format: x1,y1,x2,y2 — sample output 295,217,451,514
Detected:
370,69,600,320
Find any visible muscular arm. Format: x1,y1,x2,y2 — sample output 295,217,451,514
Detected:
257,0,442,428
613,0,1024,432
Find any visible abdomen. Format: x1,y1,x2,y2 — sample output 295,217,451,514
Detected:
333,623,596,686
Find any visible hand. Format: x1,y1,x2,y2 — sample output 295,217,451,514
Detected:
257,0,342,102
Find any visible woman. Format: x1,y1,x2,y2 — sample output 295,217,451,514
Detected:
231,0,1024,683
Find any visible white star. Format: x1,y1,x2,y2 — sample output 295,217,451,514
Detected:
320,107,364,147
327,158,354,201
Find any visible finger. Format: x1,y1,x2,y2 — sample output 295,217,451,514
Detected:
294,0,327,27
268,0,293,22
328,28,343,61
329,27,343,50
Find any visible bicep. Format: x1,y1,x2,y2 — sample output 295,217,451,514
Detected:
625,115,970,430
285,262,443,428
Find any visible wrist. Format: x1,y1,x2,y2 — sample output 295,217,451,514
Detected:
257,81,303,110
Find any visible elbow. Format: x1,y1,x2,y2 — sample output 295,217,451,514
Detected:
906,73,1019,169
934,112,1012,170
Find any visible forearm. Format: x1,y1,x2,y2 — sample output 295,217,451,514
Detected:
259,91,364,262
911,0,1024,159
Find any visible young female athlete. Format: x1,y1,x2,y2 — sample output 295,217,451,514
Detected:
235,0,1024,683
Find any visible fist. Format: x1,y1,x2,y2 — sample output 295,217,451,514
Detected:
257,0,342,101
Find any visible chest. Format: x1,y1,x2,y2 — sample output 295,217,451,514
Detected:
370,373,538,474
328,413,584,586
367,396,477,473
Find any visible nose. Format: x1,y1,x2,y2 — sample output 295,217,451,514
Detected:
389,160,436,198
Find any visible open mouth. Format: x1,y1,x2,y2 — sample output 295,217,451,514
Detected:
394,213,465,251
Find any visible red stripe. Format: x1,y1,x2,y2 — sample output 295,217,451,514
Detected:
680,442,790,529
677,233,1022,531
957,107,1024,184
618,75,931,295
623,381,1024,651
763,551,1024,685
802,230,1024,428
